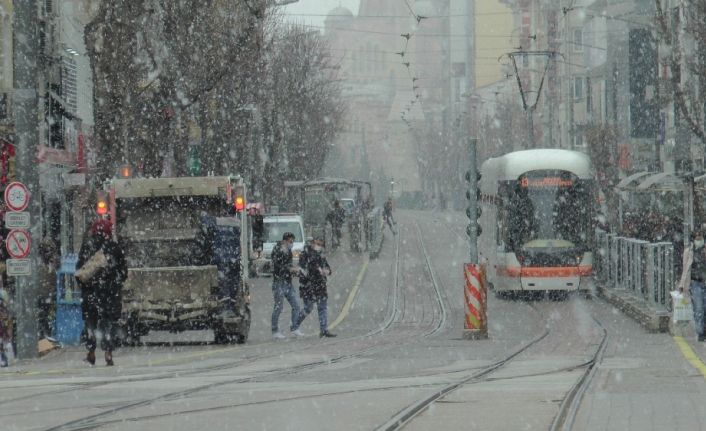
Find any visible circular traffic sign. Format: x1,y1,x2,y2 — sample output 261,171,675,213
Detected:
4,182,30,212
5,228,31,259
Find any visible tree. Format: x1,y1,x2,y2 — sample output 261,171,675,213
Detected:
84,2,344,203
655,0,706,150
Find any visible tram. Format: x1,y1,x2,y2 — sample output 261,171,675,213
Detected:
478,149,596,295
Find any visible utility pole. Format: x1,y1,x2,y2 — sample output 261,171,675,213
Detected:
12,0,41,359
465,0,476,263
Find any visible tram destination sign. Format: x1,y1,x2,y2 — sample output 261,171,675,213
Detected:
4,211,30,229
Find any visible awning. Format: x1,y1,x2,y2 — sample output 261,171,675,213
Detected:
615,171,684,192
615,171,652,190
635,172,684,191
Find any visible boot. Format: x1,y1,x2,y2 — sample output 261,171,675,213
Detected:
320,330,337,338
85,350,96,366
105,351,114,366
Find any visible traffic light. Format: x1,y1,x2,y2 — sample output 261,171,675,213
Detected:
234,185,246,212
96,192,108,216
465,169,482,237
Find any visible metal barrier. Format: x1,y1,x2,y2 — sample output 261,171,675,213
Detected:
366,207,384,258
595,229,675,313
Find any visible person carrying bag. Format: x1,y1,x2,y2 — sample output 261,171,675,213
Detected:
76,219,127,366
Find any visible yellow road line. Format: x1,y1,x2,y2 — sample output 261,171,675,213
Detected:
328,257,370,331
674,336,706,378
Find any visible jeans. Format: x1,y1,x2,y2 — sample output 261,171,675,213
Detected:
297,298,328,332
272,280,301,333
691,280,706,336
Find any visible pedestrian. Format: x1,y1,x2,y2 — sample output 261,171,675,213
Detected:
295,237,337,338
194,208,242,319
271,232,305,339
678,228,706,341
75,219,127,366
383,197,396,234
326,201,345,248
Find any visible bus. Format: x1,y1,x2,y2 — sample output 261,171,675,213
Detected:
478,149,596,296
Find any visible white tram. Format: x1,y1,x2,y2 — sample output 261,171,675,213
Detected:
478,149,596,294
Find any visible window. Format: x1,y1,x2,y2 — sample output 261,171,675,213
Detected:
573,28,583,52
574,77,584,100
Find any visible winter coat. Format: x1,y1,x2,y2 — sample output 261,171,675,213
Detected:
300,250,331,301
77,234,127,322
298,245,313,288
272,241,294,283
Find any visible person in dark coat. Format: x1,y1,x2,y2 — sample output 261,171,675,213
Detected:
271,232,304,339
76,219,127,366
194,210,242,318
326,201,345,248
383,197,396,234
295,237,336,338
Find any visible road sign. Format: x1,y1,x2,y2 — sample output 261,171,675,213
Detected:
6,259,31,276
4,181,30,212
5,228,31,259
4,211,30,228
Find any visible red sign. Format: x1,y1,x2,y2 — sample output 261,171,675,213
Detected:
4,182,29,211
5,229,31,259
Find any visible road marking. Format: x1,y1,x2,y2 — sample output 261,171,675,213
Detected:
674,336,706,379
328,256,370,331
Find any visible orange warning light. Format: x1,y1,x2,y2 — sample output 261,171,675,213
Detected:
96,200,108,216
235,196,245,212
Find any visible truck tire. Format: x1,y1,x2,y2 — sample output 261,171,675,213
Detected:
234,306,251,344
213,325,231,345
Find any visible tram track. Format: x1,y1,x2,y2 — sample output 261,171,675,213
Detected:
375,298,609,431
35,219,453,431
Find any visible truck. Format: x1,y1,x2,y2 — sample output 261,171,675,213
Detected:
105,175,251,344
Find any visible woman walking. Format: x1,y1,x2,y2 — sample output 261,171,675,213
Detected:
76,219,127,366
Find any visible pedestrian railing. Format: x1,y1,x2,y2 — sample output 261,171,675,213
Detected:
366,207,384,258
595,229,674,312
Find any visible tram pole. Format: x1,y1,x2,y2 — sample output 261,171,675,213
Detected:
464,139,487,340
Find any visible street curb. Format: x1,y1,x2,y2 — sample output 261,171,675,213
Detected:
598,286,670,333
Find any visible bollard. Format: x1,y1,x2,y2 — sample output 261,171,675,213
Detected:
463,263,487,339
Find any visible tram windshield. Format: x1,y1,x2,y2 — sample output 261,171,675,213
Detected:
500,170,594,265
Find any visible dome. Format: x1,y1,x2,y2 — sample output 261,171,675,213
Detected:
327,6,354,18
325,6,354,33
414,0,437,17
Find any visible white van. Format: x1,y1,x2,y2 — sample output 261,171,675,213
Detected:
254,214,306,276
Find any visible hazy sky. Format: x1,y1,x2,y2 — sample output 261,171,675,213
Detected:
282,0,360,29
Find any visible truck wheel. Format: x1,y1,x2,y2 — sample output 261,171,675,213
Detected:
119,319,142,346
234,306,251,344
213,326,230,345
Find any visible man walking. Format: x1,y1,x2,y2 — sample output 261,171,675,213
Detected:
271,232,305,339
383,197,396,234
296,237,337,338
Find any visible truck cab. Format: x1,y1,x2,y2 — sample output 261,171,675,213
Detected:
254,214,306,276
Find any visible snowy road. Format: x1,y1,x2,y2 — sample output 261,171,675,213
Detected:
1,210,706,430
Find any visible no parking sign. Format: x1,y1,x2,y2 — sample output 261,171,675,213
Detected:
6,228,31,259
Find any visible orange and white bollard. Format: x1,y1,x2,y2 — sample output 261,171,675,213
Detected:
463,263,488,339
